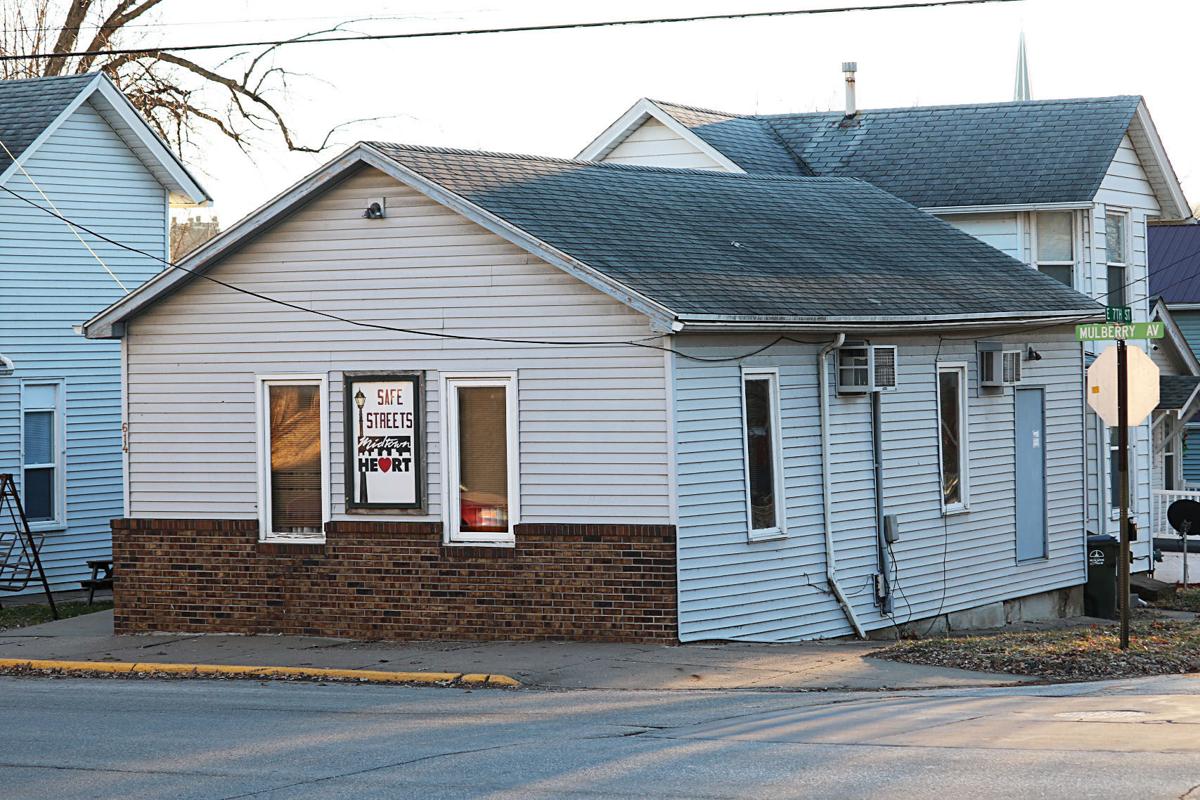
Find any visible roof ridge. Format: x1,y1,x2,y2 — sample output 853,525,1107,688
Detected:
0,72,99,86
757,94,1143,120
366,141,861,183
648,98,741,118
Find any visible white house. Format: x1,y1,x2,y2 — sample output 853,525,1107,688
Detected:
84,143,1101,642
579,84,1191,573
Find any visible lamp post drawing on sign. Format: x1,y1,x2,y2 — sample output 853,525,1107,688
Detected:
1079,313,1163,650
354,388,368,505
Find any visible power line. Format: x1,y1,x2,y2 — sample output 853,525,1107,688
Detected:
0,178,1113,364
0,0,1023,62
0,135,129,293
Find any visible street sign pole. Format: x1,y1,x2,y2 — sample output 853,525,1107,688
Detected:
1117,339,1131,650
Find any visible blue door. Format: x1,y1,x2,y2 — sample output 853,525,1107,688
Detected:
1016,388,1047,560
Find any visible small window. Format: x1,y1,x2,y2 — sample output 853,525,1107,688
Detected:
742,369,785,538
22,382,62,526
1036,212,1074,287
1164,437,1177,492
258,377,326,541
444,375,518,545
937,364,969,512
1109,427,1135,517
1105,211,1129,306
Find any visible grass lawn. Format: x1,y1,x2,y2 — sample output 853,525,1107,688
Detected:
0,601,113,632
874,618,1200,681
1157,587,1200,613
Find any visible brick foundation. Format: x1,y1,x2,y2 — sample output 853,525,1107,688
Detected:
111,518,678,642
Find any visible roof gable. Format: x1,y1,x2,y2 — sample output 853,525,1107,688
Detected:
0,73,208,206
87,143,1100,337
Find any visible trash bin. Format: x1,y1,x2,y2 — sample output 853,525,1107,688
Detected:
1085,534,1119,620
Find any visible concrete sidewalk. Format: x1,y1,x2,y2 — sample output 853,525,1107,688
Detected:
0,610,1033,690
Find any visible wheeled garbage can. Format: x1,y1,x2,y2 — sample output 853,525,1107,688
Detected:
1085,534,1119,620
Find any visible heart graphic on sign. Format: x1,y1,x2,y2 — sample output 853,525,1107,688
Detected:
378,458,392,473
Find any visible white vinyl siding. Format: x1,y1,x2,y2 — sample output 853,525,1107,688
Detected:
0,98,168,591
673,331,1085,642
599,118,725,170
123,167,671,525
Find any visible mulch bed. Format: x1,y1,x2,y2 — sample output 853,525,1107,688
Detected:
874,618,1200,681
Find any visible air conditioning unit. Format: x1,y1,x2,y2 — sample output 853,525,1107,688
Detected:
837,345,898,394
979,345,1022,387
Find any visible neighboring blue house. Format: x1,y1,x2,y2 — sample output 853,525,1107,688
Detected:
1150,223,1200,486
0,73,209,593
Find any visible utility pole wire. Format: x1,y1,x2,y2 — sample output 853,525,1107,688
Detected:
0,0,1023,62
0,136,129,293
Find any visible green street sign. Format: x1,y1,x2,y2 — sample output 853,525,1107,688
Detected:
1075,321,1166,342
1106,306,1132,324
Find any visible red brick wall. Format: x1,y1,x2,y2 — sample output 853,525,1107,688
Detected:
111,518,677,642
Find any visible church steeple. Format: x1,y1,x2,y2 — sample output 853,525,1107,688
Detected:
1014,31,1031,101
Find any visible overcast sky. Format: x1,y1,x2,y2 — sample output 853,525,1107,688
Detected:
157,0,1200,222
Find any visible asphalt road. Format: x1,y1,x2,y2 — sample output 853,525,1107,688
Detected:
2,675,1200,799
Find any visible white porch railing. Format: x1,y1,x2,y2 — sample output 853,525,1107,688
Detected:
1151,489,1200,539
1151,489,1199,587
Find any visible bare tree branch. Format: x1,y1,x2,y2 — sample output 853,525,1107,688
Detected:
3,1,384,157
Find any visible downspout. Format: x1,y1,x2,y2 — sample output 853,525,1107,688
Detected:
818,333,866,638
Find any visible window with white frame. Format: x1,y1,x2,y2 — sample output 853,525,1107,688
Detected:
1105,210,1129,307
936,364,969,512
742,369,785,539
443,374,518,545
258,377,327,541
1036,211,1075,287
1164,436,1178,492
1108,427,1135,518
21,382,63,526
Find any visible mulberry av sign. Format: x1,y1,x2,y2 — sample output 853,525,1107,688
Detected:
344,373,422,510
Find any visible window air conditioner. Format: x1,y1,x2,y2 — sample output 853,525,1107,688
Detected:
836,345,898,394
979,346,1023,387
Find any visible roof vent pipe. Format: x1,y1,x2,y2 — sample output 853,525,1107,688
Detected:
842,62,858,117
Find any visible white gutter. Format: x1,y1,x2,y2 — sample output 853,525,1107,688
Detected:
676,311,1101,334
923,201,1094,215
817,332,866,638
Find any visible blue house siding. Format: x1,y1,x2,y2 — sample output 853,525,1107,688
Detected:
0,98,166,592
673,330,1086,642
1168,309,1200,485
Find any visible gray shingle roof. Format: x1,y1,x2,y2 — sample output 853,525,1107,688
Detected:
0,73,97,174
655,96,1143,208
371,143,1099,320
1158,374,1200,411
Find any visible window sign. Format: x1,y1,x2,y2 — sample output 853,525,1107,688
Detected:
344,374,422,510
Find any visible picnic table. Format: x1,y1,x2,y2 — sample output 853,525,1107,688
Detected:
80,559,113,605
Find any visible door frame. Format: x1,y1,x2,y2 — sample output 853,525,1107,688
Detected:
1015,386,1049,562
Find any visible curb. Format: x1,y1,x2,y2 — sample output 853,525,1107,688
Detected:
0,658,520,687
